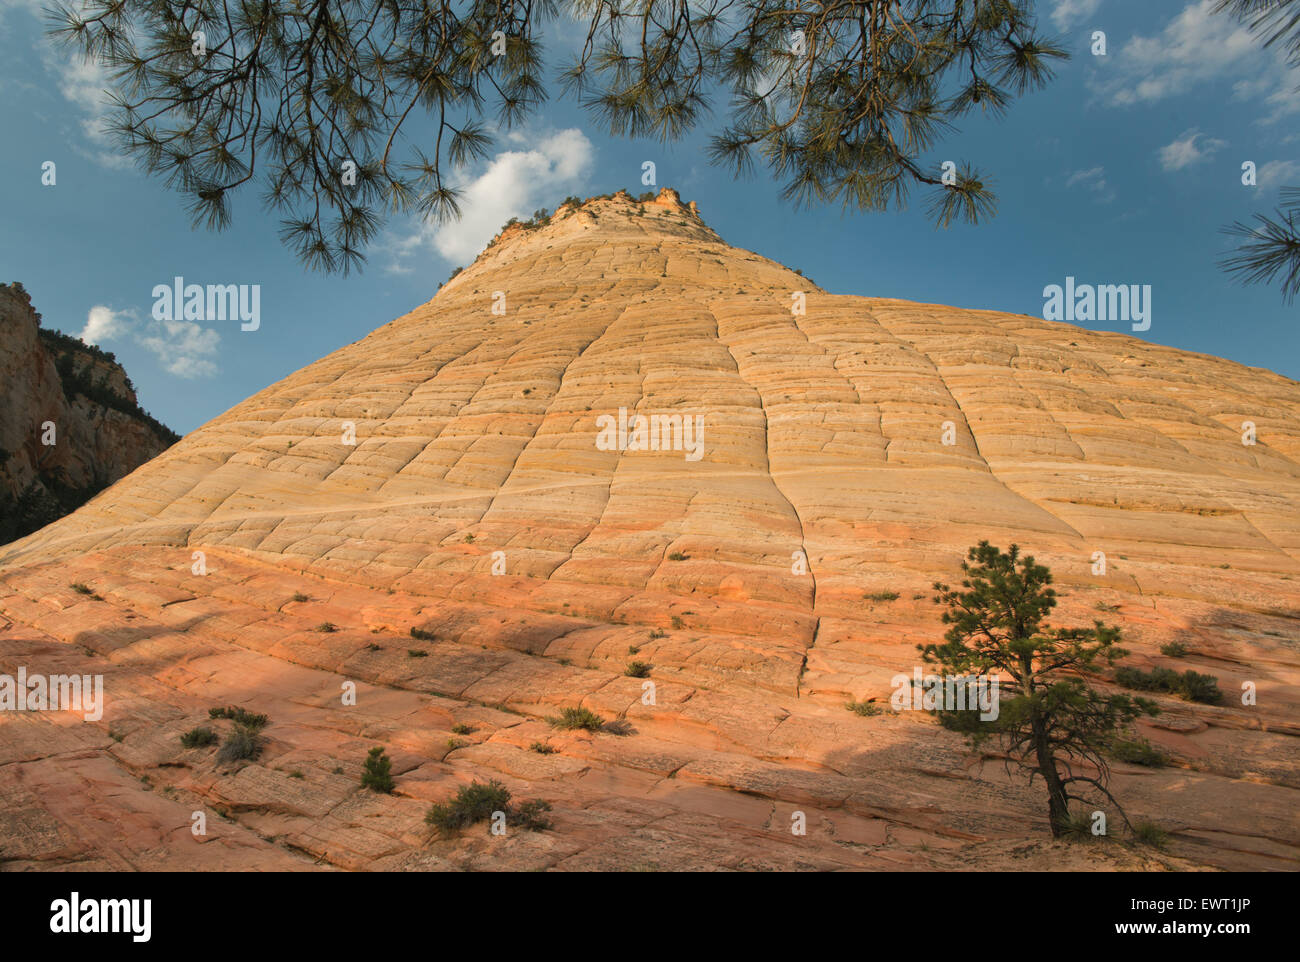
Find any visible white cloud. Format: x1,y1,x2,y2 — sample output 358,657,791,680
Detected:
77,304,220,379
79,305,133,344
1093,0,1300,124
1257,160,1300,189
1050,0,1103,31
1157,128,1228,171
1064,166,1115,202
384,127,595,270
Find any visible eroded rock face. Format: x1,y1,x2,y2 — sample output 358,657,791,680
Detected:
1,194,1297,871
0,283,179,544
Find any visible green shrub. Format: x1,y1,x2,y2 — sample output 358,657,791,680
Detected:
1159,641,1189,657
1109,736,1167,767
450,723,473,735
291,592,310,603
548,706,604,732
216,725,262,763
864,591,900,602
180,726,218,748
70,582,94,595
361,746,395,793
409,626,439,642
529,741,556,754
1179,670,1223,705
424,780,552,834
624,661,652,678
846,699,883,717
315,622,337,633
1060,808,1098,841
667,551,688,561
425,779,512,832
208,706,269,730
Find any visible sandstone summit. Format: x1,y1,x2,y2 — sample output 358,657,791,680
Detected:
2,189,1297,871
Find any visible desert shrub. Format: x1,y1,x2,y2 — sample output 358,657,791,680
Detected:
864,590,900,602
409,626,439,642
1133,821,1169,848
450,723,474,735
180,726,218,748
291,592,310,603
408,649,428,658
510,799,553,831
315,622,337,633
1113,666,1182,693
624,661,651,678
529,742,556,754
70,582,94,595
361,746,395,793
425,779,512,832
1059,809,1098,841
667,551,688,561
846,699,883,717
1179,671,1223,705
1114,666,1221,704
217,725,262,763
1159,641,1189,657
548,706,604,732
208,706,268,730
1109,736,1167,767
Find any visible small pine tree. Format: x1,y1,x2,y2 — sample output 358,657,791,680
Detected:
923,542,1159,838
361,746,395,794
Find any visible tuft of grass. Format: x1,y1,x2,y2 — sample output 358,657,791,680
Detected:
408,649,428,658
70,582,94,595
529,741,556,754
1060,809,1099,841
624,661,652,678
291,592,310,603
864,591,900,603
1159,641,1189,658
648,628,666,640
288,769,305,779
365,642,382,651
846,699,883,717
463,533,476,543
670,615,684,630
360,746,395,794
208,706,269,731
450,723,474,735
1109,736,1167,767
548,706,605,732
667,551,688,561
315,622,337,633
627,644,642,655
180,726,218,749
1133,820,1169,848
409,626,439,642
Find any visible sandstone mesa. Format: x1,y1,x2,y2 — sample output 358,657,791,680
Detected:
1,188,1297,872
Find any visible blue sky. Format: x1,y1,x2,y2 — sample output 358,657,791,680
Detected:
0,0,1296,435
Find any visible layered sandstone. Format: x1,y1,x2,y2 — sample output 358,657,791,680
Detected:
1,190,1297,871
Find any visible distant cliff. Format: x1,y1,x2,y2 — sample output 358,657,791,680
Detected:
0,282,179,543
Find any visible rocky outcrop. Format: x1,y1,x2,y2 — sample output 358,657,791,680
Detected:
0,283,179,544
0,196,1297,871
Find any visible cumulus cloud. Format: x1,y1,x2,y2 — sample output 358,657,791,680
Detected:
384,127,595,270
1049,0,1103,31
79,305,133,344
77,305,220,379
1158,128,1228,171
1092,0,1300,124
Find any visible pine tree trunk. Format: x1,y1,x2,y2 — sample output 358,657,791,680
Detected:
1031,713,1070,836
